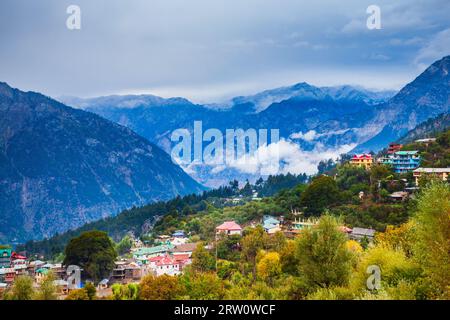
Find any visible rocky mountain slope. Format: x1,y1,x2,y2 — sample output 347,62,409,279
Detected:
0,83,204,243
397,113,450,144
354,56,450,151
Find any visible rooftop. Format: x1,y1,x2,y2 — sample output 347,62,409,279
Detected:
170,243,198,253
352,154,373,159
415,138,436,143
351,227,376,237
156,256,178,266
414,167,450,173
133,244,174,256
395,151,419,156
263,216,280,225
216,221,243,231
389,191,409,199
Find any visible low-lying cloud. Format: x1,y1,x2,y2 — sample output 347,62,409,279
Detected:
181,138,356,177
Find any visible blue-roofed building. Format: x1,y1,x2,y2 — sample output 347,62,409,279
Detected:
381,150,421,173
172,230,186,238
263,216,281,234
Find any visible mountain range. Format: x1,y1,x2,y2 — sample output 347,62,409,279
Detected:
1,56,448,243
0,83,204,243
61,56,450,186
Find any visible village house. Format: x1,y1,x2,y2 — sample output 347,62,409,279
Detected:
172,230,186,238
11,258,27,267
155,235,171,245
216,221,243,237
26,260,44,277
111,260,143,284
170,237,188,246
0,268,15,284
414,138,436,146
381,150,421,173
389,191,409,202
49,263,66,280
170,243,198,257
291,218,318,231
154,255,181,277
98,278,109,290
262,216,281,234
350,154,373,170
13,263,28,276
124,262,142,282
34,268,49,284
349,227,376,242
11,252,27,261
173,254,191,269
132,244,174,260
111,261,127,283
387,143,403,154
413,168,450,185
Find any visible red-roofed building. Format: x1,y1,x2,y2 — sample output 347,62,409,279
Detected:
387,143,403,154
155,255,181,276
350,154,373,170
216,221,243,236
174,254,191,267
147,253,191,276
11,252,27,260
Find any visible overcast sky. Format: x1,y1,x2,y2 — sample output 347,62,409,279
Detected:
0,0,449,103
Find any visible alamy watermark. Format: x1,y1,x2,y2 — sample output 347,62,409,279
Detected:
66,5,81,30
64,4,380,31
66,265,81,289
366,265,381,290
367,5,381,30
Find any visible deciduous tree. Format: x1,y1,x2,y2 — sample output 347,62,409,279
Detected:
140,275,183,300
296,215,353,288
412,181,450,299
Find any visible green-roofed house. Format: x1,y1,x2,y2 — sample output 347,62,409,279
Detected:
132,244,174,260
35,267,49,284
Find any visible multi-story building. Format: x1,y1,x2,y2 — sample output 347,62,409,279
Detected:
350,154,373,170
381,151,421,173
0,248,11,268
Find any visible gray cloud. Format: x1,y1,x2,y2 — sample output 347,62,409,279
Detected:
0,0,449,102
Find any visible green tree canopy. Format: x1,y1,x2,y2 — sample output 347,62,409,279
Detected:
63,230,117,283
300,175,340,215
296,215,353,289
140,274,183,300
412,181,450,299
191,242,216,273
5,275,34,300
116,235,133,256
